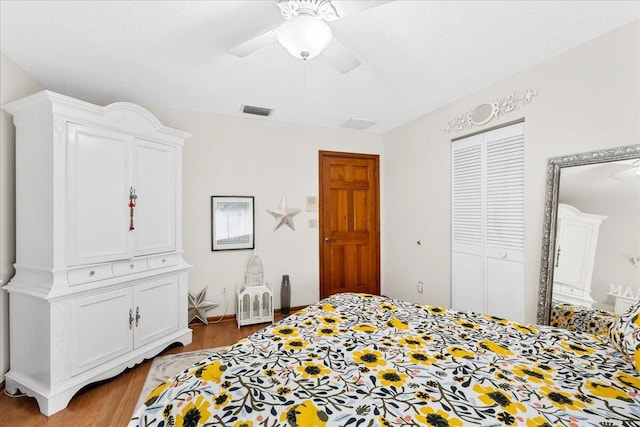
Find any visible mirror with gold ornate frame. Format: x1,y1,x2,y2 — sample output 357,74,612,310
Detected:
537,144,640,325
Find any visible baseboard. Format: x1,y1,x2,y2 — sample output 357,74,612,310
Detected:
276,305,307,316
189,305,308,326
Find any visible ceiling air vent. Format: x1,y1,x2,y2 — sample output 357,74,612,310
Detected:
242,105,273,117
340,117,376,130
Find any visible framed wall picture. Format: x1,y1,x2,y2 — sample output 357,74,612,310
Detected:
211,196,255,251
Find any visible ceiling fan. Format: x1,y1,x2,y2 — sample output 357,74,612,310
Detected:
227,0,391,74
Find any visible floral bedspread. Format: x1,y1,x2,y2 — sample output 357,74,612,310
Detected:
129,293,640,427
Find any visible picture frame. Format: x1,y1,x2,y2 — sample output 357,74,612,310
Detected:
211,196,255,251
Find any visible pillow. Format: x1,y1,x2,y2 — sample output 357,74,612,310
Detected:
609,300,640,370
551,301,617,337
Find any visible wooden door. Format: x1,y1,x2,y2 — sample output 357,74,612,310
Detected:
319,151,380,298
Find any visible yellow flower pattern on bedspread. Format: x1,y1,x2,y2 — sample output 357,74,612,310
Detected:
129,293,640,427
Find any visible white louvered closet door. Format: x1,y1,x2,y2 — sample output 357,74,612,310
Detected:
452,122,525,322
451,134,484,314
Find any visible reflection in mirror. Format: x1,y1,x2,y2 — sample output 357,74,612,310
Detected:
538,144,640,326
552,201,607,309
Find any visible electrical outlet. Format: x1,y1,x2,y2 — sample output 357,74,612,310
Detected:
417,281,424,294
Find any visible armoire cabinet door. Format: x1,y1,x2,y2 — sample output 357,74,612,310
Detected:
66,123,133,266
70,287,134,377
554,218,593,286
133,139,176,256
133,275,179,348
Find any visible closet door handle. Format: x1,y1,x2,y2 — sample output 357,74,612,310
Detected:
135,306,140,327
324,237,335,242
555,246,561,268
129,309,133,330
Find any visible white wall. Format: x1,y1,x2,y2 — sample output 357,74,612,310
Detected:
382,21,640,322
144,106,383,314
0,53,45,382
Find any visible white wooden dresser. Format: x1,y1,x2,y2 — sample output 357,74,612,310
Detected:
3,91,192,415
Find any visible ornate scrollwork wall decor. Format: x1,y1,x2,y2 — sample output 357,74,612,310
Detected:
445,89,538,133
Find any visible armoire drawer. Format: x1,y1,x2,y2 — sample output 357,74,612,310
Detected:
112,259,149,277
68,264,114,286
148,254,179,270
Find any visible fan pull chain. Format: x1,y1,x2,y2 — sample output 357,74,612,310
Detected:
303,59,307,88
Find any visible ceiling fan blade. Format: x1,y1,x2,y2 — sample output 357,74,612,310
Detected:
332,0,392,19
322,38,361,74
227,28,278,57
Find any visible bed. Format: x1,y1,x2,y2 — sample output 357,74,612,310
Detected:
129,292,640,427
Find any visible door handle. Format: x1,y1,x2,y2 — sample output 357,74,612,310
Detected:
324,237,335,242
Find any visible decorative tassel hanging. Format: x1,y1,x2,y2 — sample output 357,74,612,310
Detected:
129,187,137,230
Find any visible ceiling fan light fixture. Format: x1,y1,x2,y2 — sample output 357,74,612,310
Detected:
277,15,332,60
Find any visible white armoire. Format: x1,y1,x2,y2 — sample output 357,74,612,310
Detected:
552,203,606,307
451,122,525,322
3,91,192,415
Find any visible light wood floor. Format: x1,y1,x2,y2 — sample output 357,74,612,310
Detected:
0,316,283,427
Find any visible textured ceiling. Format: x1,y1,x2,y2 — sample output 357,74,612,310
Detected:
1,1,639,133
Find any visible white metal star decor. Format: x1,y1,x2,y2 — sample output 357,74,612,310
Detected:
188,287,219,325
266,196,301,231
